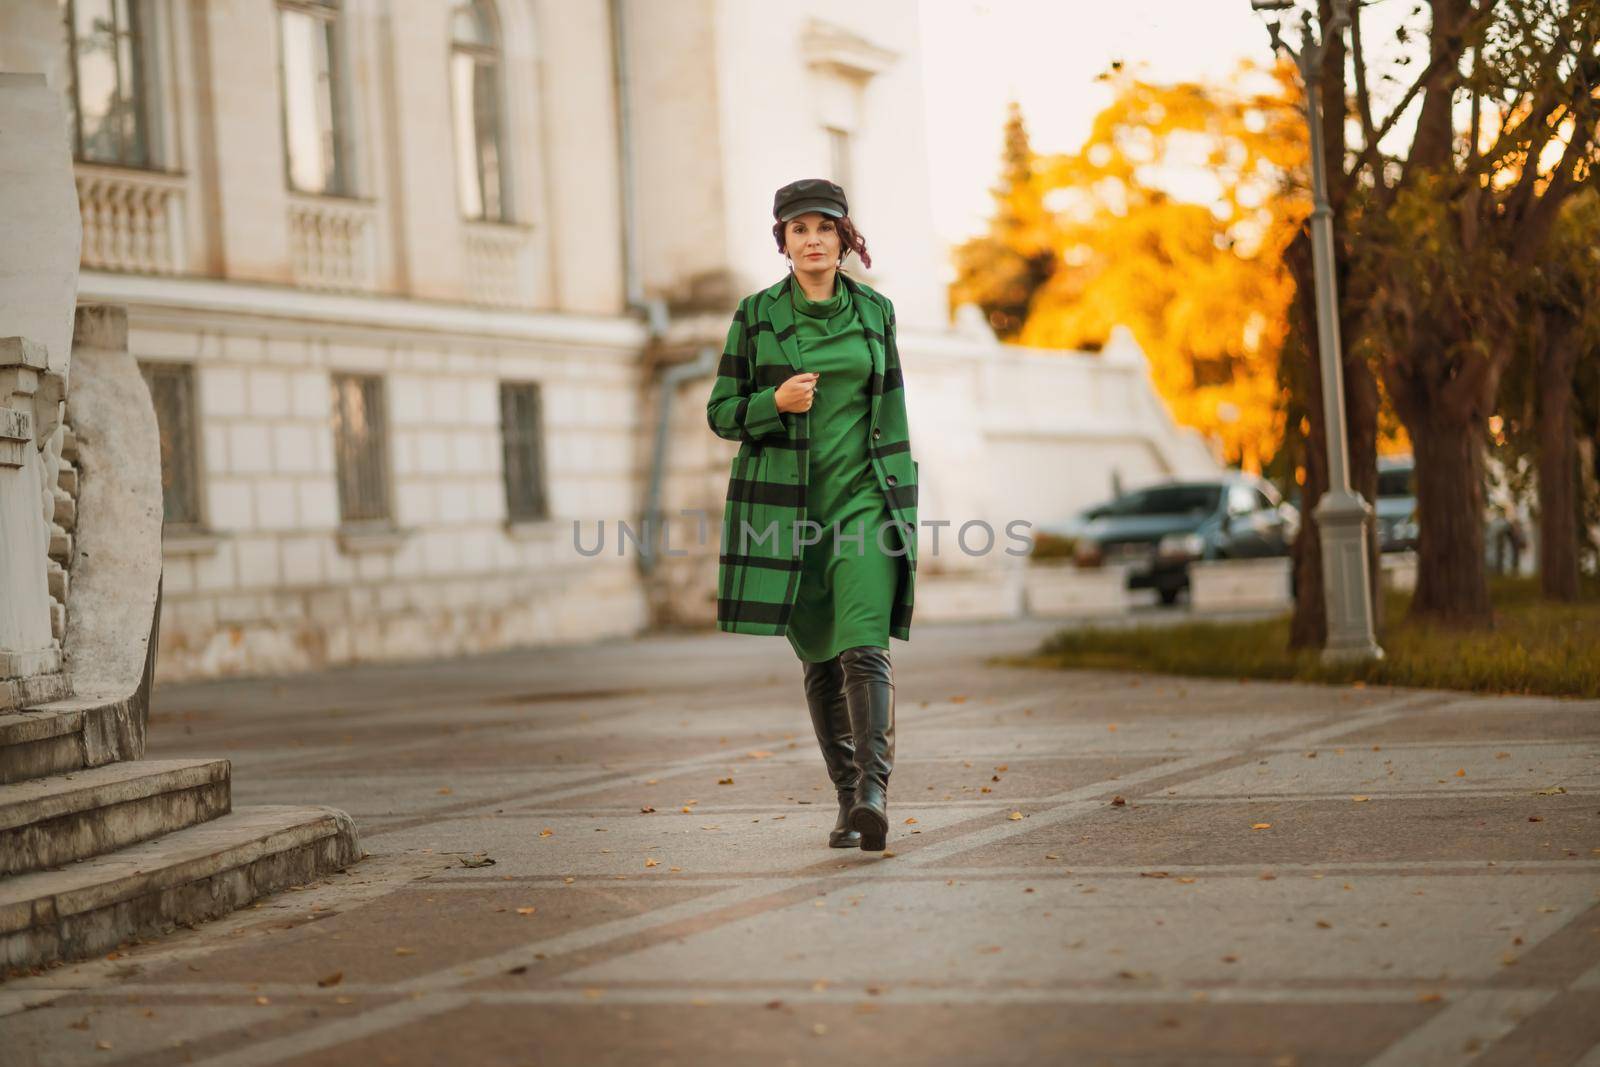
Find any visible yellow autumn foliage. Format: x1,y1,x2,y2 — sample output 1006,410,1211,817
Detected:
956,60,1310,474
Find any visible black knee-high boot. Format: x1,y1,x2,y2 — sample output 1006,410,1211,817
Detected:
802,654,862,848
839,645,895,851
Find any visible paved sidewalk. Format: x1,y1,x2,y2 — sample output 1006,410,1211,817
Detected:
3,618,1598,1066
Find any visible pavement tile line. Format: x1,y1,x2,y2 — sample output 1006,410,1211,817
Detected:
398,859,1600,888
69,982,1546,1007
215,677,1028,776
172,877,823,1067
212,696,672,774
160,692,1458,1067
1134,788,1600,803
357,693,1053,838
1358,988,1560,1067
898,695,1441,871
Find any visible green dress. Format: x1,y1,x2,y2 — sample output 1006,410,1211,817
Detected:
784,273,901,663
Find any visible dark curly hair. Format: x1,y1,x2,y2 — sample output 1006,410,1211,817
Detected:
771,213,873,271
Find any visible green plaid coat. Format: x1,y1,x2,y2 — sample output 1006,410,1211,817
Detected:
706,271,918,639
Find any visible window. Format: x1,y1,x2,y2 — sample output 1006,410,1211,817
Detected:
825,125,853,198
1377,465,1415,498
499,382,548,522
277,0,351,196
1103,485,1222,518
62,0,156,167
139,362,202,527
330,374,392,524
450,0,509,221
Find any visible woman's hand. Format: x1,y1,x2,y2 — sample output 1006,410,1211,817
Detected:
775,372,820,414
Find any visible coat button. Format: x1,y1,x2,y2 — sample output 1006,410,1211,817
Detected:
886,474,897,485
872,428,881,439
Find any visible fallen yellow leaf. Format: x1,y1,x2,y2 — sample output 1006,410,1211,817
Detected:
1008,811,1024,821
1251,823,1272,830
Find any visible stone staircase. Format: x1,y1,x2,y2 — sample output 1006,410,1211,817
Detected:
0,306,360,974
0,699,360,972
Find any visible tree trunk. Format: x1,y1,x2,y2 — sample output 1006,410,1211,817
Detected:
1284,228,1382,646
1537,321,1580,600
1408,408,1493,625
1286,235,1327,650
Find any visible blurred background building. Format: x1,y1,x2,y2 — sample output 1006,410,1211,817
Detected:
16,0,1216,681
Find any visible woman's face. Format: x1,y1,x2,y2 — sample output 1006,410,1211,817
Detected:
783,212,842,270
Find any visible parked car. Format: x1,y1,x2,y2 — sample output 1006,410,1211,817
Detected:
1376,455,1418,553
1056,476,1299,605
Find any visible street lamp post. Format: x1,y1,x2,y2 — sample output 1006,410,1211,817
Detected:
1252,0,1382,663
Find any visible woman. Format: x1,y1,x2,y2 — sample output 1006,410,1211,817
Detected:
705,177,919,853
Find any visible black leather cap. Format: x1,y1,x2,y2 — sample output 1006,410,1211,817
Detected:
773,177,848,221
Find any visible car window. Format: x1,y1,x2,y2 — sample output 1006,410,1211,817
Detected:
1102,485,1223,517
1253,489,1275,511
1377,467,1415,497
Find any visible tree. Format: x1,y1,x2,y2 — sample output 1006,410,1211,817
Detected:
949,101,1060,341
1497,188,1600,599
1350,0,1600,626
1018,65,1310,473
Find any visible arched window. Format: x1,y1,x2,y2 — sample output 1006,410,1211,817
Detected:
277,0,351,196
450,0,508,222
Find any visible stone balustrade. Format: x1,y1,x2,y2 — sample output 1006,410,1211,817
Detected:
75,164,187,275
287,194,378,292
463,220,533,308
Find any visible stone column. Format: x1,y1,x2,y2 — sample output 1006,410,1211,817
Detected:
0,338,67,707
0,31,85,709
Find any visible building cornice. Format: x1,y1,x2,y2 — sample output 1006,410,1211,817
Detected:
76,271,649,351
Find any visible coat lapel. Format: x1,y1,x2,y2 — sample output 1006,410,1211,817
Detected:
760,272,886,390
762,274,803,370
841,273,887,427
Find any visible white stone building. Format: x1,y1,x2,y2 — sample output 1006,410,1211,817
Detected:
18,0,1216,681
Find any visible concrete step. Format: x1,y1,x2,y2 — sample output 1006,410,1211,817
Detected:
0,804,361,971
0,759,231,876
0,705,87,784
0,693,150,785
